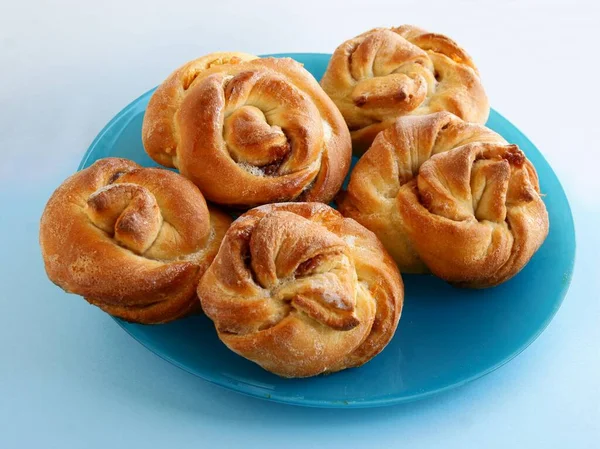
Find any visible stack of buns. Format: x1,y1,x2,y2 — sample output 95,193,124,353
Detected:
40,26,548,378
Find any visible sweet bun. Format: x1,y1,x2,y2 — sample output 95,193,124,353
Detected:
40,158,232,323
197,202,403,377
337,112,549,287
321,26,489,153
143,53,351,208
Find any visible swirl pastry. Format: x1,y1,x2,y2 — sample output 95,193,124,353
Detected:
197,203,403,377
40,158,232,324
337,113,549,288
142,53,352,208
321,25,489,153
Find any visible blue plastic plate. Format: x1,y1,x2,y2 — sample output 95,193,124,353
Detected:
79,53,575,408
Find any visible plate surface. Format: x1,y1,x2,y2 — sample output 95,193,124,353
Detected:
79,53,575,408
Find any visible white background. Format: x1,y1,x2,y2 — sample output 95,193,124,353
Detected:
1,1,599,447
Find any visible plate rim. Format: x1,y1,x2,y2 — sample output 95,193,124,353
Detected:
79,52,576,408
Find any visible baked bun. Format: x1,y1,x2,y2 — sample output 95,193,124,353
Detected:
197,202,403,377
142,53,351,208
337,112,549,288
321,26,489,153
40,158,232,323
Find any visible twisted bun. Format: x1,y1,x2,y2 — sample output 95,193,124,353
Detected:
321,26,489,153
338,113,549,287
143,53,351,208
197,202,403,377
40,158,231,323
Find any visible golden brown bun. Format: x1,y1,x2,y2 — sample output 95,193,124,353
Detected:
197,202,403,377
337,113,549,288
321,25,489,153
40,158,232,323
142,53,352,208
